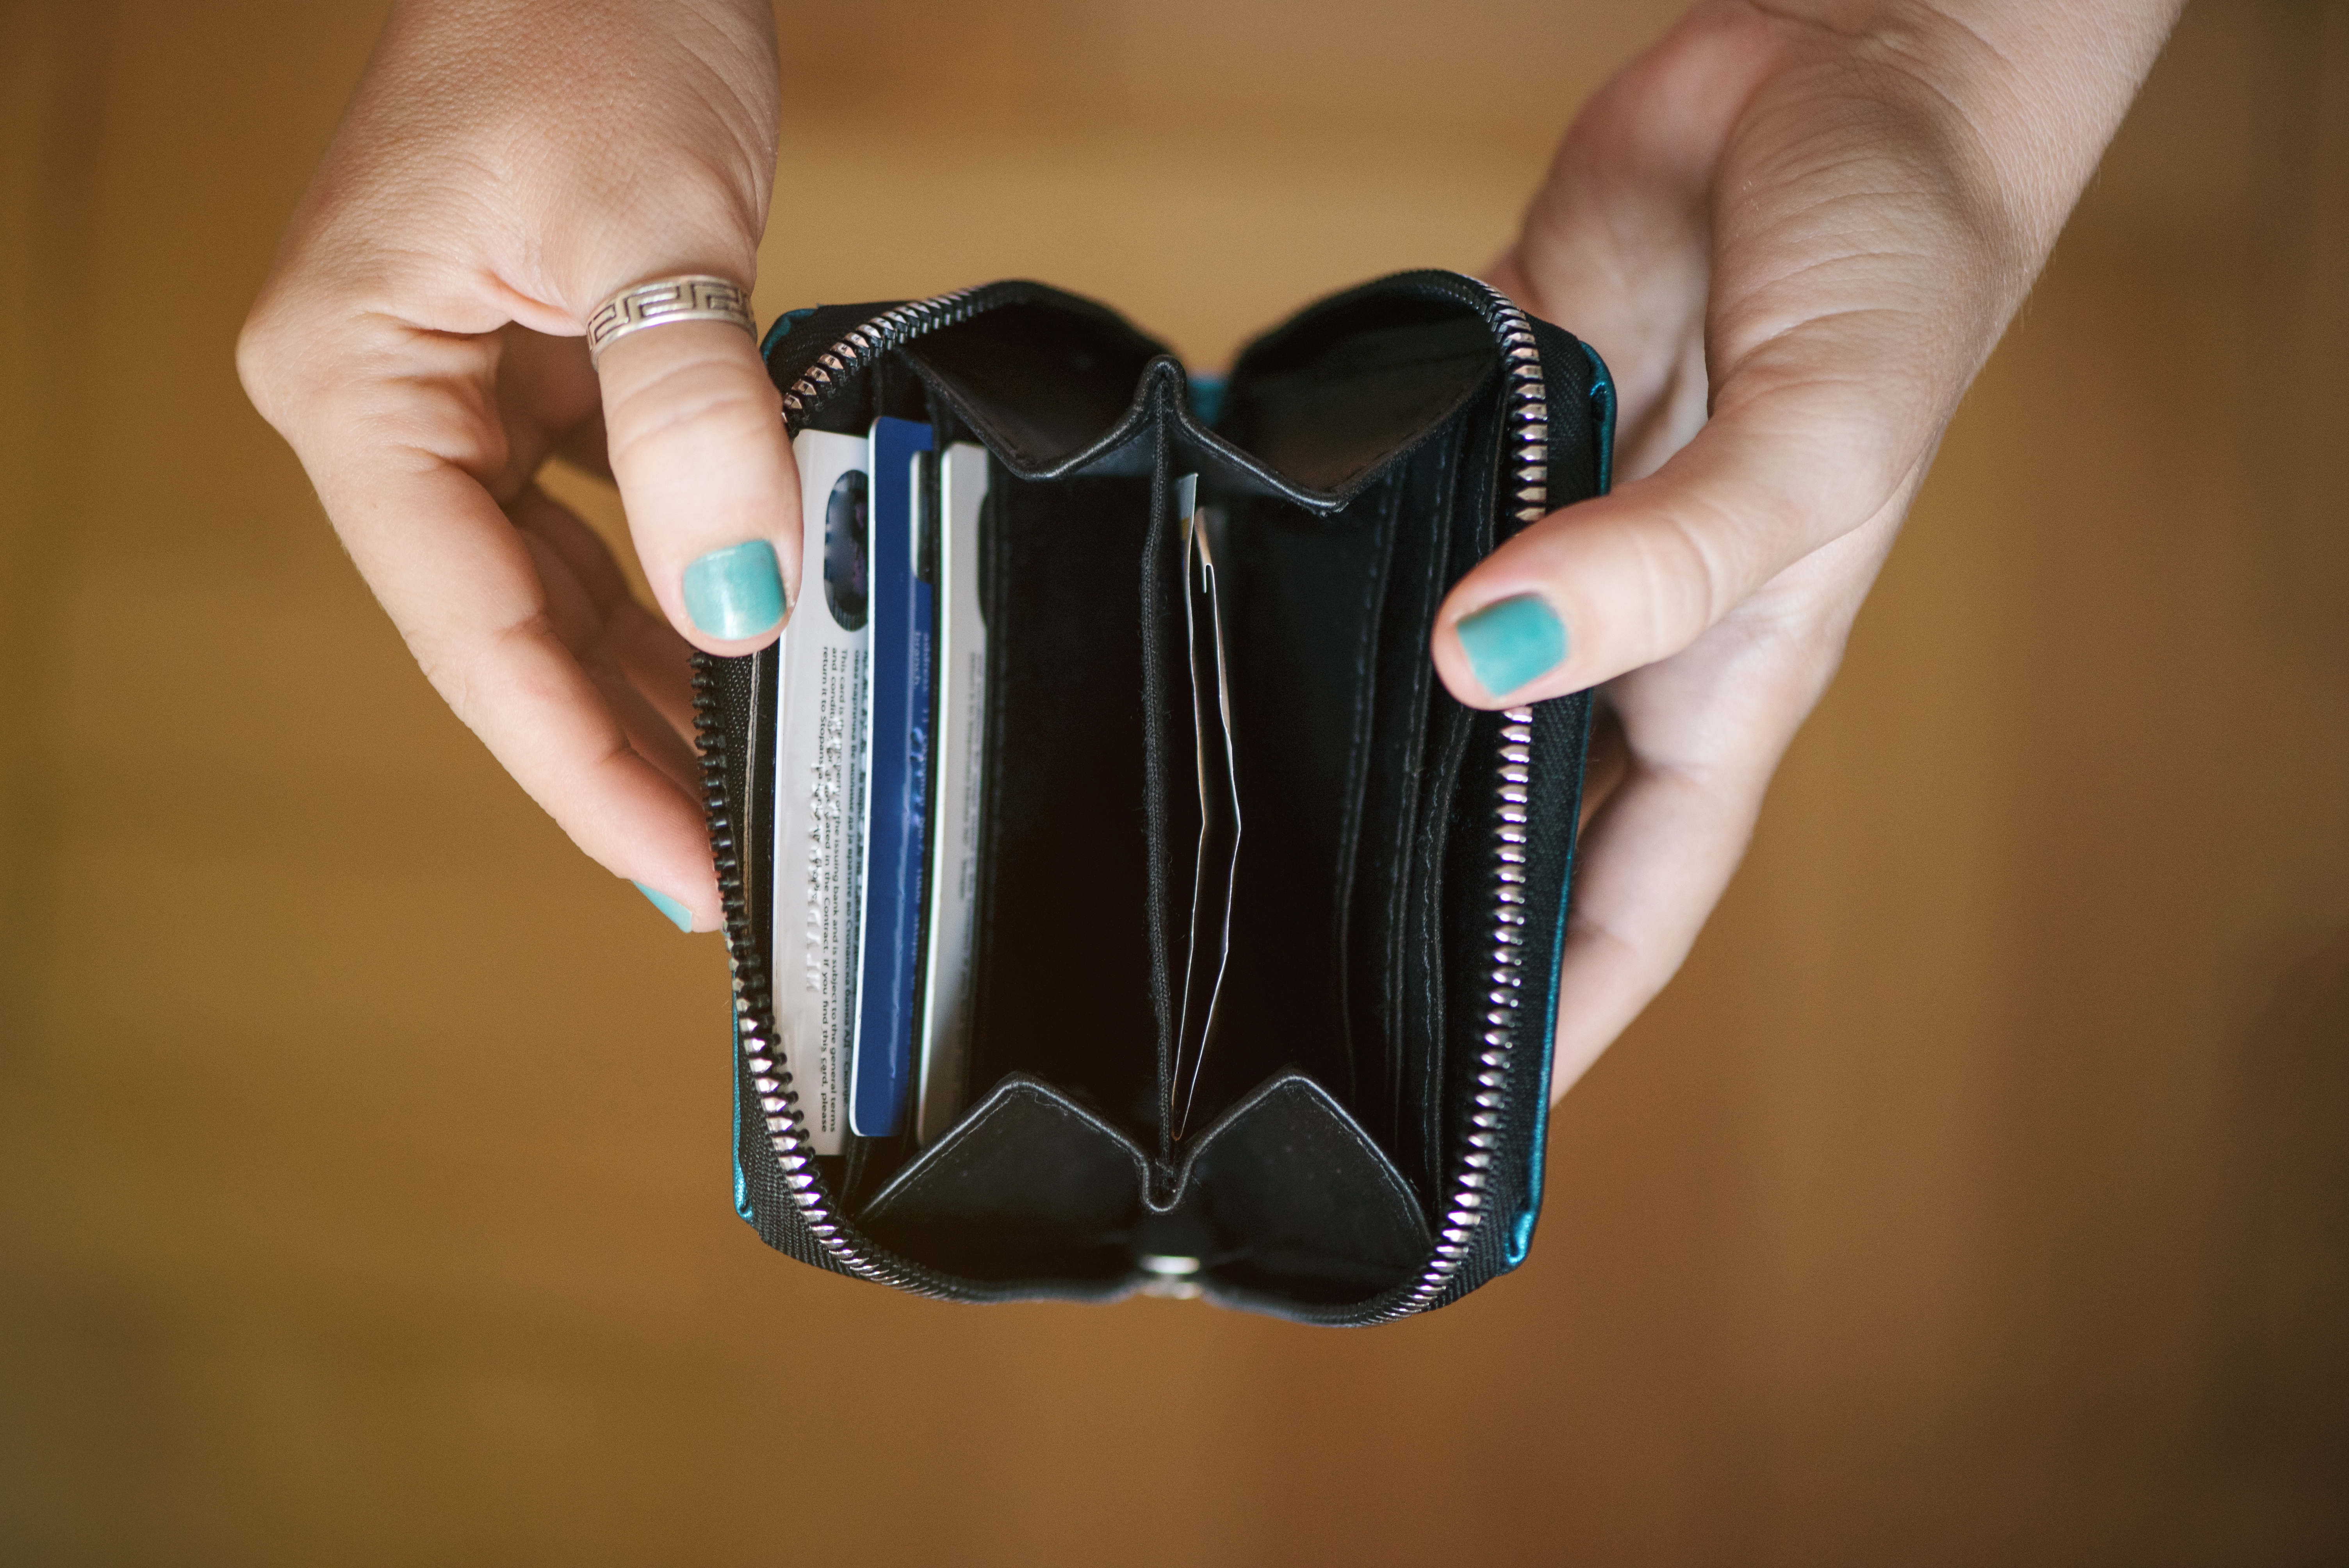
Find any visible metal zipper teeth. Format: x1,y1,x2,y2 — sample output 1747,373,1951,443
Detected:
1372,283,1549,1321
707,285,1002,1297
775,286,987,422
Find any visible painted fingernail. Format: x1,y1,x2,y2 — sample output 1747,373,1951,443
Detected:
681,540,786,640
1456,593,1568,697
633,882,694,933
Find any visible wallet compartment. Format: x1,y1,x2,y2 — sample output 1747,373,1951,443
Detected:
710,274,1607,1320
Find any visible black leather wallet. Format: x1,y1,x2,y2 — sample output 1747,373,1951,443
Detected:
695,271,1614,1323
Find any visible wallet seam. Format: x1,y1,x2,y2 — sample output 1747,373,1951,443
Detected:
1138,410,1182,1168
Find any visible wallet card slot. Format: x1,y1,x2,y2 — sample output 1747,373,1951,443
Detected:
1396,391,1513,1192
1189,478,1396,1129
1164,404,1490,1198
1135,416,1196,1166
960,468,1163,1139
1340,433,1461,1190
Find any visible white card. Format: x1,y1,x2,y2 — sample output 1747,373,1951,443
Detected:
915,442,991,1144
770,429,874,1156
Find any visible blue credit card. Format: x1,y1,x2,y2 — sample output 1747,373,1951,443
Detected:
848,415,936,1137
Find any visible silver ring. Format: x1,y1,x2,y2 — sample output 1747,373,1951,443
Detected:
586,274,756,366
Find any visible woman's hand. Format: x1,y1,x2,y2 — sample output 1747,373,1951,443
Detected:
239,0,792,932
1437,0,2182,1097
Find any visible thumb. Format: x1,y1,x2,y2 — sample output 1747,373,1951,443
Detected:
595,296,801,654
1431,374,1916,707
1436,0,2007,707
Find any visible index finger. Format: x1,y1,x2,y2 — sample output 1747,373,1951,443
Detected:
291,330,720,925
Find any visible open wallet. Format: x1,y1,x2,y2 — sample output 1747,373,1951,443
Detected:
691,270,1616,1324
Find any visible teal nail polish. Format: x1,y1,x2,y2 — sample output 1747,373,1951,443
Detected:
681,540,786,640
1456,593,1567,697
634,881,693,933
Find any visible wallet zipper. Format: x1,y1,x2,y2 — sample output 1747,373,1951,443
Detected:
771,286,994,424
700,278,1552,1315
1375,283,1548,1321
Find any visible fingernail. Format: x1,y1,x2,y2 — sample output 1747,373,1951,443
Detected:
633,881,694,933
1456,593,1568,697
681,540,786,640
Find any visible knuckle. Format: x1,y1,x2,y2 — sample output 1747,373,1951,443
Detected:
602,352,780,461
234,298,301,419
413,607,563,741
1637,502,1743,649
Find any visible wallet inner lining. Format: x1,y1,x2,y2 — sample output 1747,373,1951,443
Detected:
1219,301,1496,493
1180,406,1494,1192
898,298,1166,471
959,469,1164,1139
946,425,1493,1177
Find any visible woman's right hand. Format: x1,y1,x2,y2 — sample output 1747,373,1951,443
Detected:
238,0,795,933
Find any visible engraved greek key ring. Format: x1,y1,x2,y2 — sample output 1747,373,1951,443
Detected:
586,275,756,367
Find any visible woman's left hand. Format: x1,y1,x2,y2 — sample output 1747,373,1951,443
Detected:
1435,0,2184,1096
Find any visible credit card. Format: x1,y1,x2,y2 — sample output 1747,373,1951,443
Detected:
770,428,873,1156
848,416,937,1137
915,442,991,1144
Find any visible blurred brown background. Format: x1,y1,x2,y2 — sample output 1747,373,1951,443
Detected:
4,1,2347,1561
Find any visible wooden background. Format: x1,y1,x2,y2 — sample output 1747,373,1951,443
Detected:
3,1,2345,1561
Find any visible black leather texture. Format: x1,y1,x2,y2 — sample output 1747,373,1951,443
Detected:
857,1069,1428,1301
710,273,1609,1322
